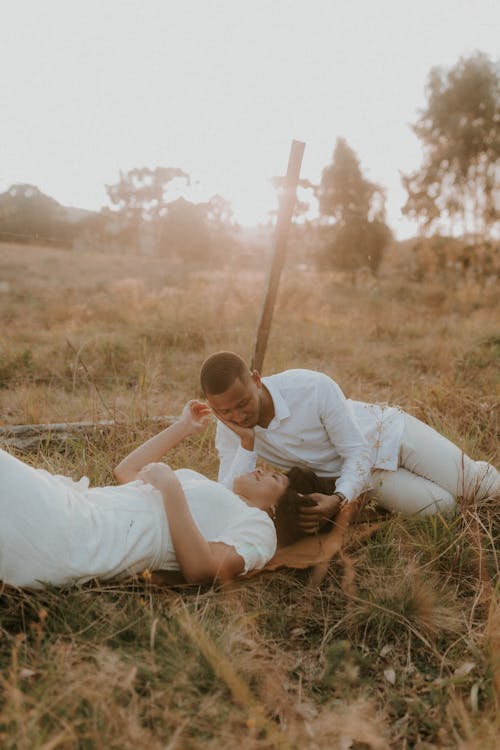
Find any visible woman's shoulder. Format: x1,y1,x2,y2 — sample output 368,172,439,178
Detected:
174,469,238,499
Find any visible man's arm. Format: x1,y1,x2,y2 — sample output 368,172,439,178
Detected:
317,374,373,501
215,421,258,488
297,492,349,533
296,374,372,533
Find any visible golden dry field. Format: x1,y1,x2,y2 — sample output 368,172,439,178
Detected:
0,241,499,749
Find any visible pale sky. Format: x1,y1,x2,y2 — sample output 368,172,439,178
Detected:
1,0,499,238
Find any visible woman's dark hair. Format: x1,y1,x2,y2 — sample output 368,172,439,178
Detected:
274,467,337,547
286,467,337,496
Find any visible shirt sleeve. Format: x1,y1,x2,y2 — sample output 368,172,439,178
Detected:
316,374,373,501
211,510,277,574
215,422,258,489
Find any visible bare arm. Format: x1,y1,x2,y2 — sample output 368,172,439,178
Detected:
138,463,245,583
114,400,211,484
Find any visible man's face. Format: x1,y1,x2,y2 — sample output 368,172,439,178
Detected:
206,373,262,428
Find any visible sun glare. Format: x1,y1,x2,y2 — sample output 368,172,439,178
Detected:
0,1,499,236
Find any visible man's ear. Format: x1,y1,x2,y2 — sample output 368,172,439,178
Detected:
250,370,262,388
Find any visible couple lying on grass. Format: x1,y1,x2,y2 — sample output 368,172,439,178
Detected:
2,352,499,589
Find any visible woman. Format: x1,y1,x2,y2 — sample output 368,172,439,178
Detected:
0,402,293,590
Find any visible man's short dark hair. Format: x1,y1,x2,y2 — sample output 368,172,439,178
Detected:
200,351,250,395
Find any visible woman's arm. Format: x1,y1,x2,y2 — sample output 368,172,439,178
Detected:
138,462,245,583
114,401,211,484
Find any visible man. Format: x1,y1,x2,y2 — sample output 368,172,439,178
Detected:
199,351,499,534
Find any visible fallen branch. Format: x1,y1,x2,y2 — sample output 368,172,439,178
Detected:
0,416,176,450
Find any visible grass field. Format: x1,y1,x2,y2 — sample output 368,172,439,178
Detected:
0,241,499,748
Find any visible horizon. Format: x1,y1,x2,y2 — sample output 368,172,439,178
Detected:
1,0,499,240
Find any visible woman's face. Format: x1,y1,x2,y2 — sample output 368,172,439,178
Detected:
233,468,289,508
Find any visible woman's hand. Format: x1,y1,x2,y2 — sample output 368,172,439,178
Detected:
138,462,177,493
115,403,210,486
180,400,212,435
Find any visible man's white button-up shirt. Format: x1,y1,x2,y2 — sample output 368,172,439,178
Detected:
216,369,405,502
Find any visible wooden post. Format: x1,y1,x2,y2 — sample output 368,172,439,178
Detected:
251,139,305,373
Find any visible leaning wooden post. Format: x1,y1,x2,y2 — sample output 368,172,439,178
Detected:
251,139,305,373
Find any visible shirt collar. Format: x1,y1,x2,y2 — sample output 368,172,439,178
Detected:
257,376,290,431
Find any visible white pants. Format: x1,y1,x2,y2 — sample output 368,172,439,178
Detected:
368,413,500,516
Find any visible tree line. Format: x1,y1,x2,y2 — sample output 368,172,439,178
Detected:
0,174,239,266
0,52,498,274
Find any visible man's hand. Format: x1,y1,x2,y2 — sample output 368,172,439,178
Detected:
298,493,346,535
180,400,212,435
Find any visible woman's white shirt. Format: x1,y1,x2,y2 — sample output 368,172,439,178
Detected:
0,450,276,589
169,469,276,574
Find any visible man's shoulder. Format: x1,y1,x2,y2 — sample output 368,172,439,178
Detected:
265,369,332,389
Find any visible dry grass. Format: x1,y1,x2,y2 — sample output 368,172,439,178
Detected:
0,241,499,748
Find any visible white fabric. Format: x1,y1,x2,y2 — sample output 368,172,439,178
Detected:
172,469,276,574
0,451,276,589
216,369,405,501
369,413,500,515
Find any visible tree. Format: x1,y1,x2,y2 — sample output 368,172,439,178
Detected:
319,138,385,223
204,194,235,230
202,193,240,257
106,167,190,220
402,52,500,237
104,167,238,262
0,184,76,246
105,167,190,252
157,197,210,262
317,138,391,273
